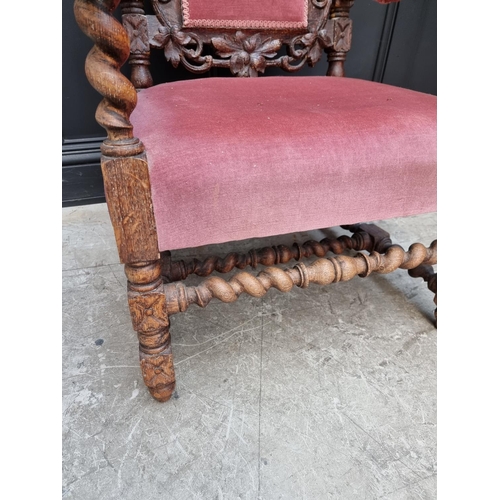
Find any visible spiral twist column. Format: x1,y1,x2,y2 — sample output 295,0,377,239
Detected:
162,231,373,282
74,0,139,147
164,241,437,315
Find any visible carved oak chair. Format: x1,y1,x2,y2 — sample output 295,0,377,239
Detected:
74,0,437,402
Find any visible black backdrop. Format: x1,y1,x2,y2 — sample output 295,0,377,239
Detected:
62,0,436,206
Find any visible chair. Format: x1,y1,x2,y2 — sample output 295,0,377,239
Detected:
74,0,436,402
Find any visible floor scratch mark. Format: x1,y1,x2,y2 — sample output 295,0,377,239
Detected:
257,307,264,499
176,321,271,366
127,417,142,442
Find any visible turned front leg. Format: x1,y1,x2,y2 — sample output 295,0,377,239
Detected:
125,261,176,402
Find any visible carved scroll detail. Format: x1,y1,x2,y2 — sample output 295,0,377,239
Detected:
150,0,212,73
150,24,208,70
287,18,334,68
164,241,437,315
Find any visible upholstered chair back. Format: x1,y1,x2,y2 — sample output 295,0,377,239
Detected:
181,0,309,29
122,0,356,88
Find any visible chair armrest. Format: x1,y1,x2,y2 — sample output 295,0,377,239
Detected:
74,0,159,264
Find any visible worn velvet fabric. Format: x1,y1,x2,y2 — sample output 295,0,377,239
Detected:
131,77,436,252
181,0,308,29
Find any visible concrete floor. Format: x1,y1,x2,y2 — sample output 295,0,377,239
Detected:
62,204,437,500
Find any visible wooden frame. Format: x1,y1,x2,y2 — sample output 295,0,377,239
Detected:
73,0,436,402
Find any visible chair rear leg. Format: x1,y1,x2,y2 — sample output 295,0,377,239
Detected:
409,265,437,324
125,260,176,402
345,223,437,325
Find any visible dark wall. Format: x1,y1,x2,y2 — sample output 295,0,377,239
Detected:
62,0,436,206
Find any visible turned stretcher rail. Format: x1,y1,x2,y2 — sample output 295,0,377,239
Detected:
161,231,375,282
164,241,437,315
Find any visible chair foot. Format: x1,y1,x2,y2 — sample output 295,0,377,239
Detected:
408,265,437,328
433,290,437,327
125,260,177,402
140,349,176,402
344,224,437,326
148,383,176,402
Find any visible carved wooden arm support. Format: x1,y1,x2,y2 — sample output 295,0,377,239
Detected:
74,0,143,155
74,0,159,264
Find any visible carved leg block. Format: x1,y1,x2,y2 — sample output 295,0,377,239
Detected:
125,260,176,402
139,349,175,402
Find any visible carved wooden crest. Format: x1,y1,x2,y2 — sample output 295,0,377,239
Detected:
123,0,335,80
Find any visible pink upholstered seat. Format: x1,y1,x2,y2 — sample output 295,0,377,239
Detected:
131,76,436,252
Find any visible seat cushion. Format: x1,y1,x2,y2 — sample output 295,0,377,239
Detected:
131,76,436,252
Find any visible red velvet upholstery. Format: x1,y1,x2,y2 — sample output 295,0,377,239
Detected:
182,0,308,29
131,77,436,252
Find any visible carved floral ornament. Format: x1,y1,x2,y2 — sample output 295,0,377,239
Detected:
150,24,202,68
146,0,337,75
128,292,168,332
212,32,281,77
140,354,175,389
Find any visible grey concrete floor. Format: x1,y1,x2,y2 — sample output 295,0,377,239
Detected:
62,204,437,500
